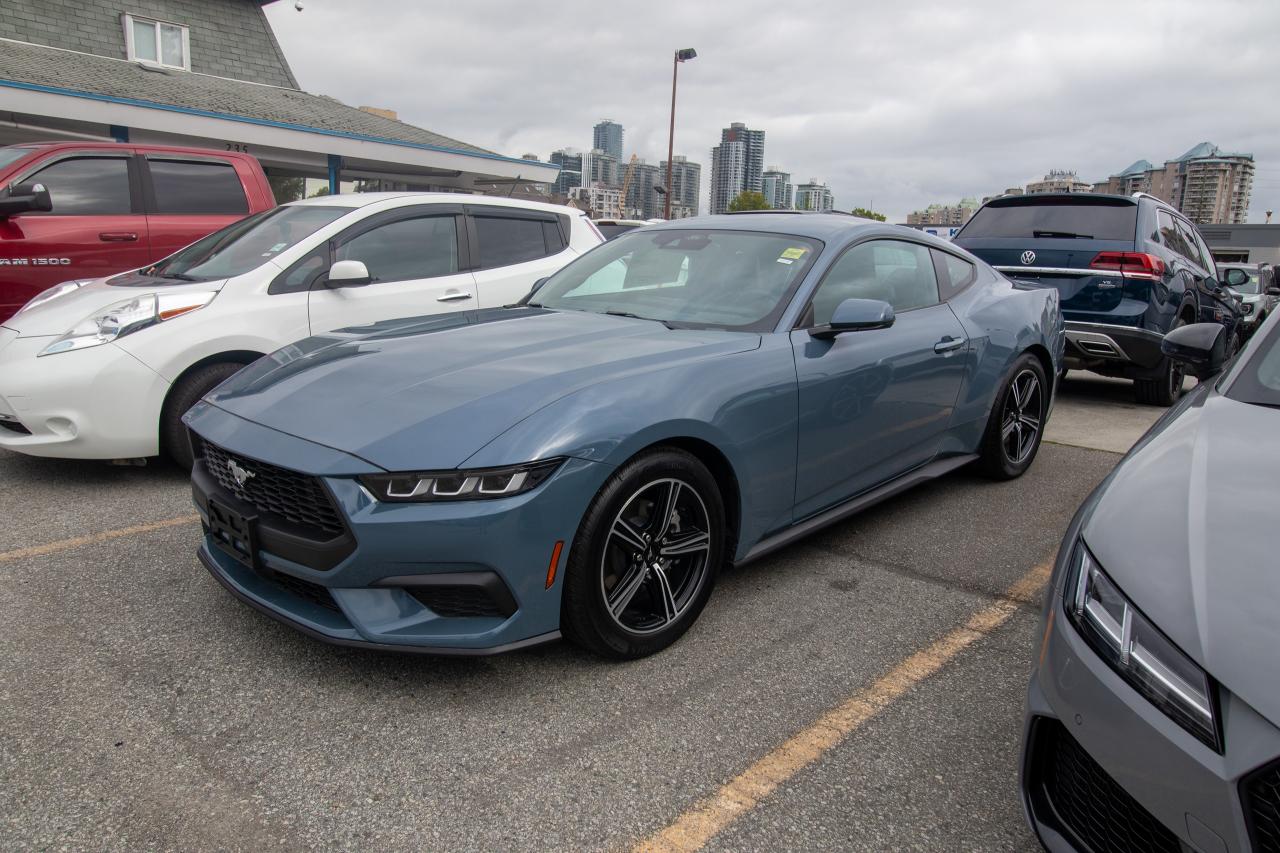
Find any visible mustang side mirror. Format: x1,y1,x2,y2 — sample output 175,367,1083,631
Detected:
326,259,372,287
810,298,895,340
0,182,52,217
1161,322,1227,380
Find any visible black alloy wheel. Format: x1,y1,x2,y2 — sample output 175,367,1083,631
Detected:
561,448,724,659
977,353,1048,480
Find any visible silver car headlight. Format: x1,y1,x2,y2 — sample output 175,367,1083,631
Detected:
1065,542,1221,752
360,459,563,503
38,291,217,357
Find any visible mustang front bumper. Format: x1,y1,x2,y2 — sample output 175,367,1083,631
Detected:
187,402,608,654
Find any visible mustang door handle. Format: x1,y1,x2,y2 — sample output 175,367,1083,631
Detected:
437,290,473,302
934,336,966,354
98,232,139,242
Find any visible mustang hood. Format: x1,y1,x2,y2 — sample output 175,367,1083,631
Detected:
1083,390,1280,725
205,308,759,471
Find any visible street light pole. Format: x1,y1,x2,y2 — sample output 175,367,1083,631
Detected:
665,48,696,220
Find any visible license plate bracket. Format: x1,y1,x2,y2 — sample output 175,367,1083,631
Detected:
207,498,260,571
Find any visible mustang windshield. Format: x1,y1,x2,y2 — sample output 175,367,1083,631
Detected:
533,229,821,331
135,205,350,283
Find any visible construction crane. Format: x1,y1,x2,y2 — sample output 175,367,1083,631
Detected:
617,154,640,218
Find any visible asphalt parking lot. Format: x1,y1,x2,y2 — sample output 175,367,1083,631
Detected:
0,373,1164,852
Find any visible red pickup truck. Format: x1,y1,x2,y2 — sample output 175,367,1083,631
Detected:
0,142,275,322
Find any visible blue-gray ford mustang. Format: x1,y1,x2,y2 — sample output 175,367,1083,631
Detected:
184,213,1065,659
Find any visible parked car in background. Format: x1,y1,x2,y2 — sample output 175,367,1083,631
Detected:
1021,311,1280,853
0,193,601,467
954,192,1242,406
0,142,275,322
183,213,1063,659
592,219,651,240
1219,262,1278,340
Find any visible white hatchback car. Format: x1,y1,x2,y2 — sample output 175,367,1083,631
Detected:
0,193,602,467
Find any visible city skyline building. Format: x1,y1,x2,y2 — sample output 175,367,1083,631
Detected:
624,159,663,219
593,119,624,162
795,179,834,213
1026,169,1092,194
584,148,620,189
709,122,766,214
549,148,583,196
762,167,793,210
661,155,701,218
906,198,979,226
1091,142,1255,224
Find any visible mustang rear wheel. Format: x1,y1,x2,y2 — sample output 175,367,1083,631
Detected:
561,448,724,659
977,354,1047,480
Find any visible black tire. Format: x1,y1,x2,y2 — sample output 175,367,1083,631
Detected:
561,447,725,659
976,353,1048,481
160,362,246,470
1134,319,1187,407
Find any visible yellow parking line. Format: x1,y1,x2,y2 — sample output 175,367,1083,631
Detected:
0,514,199,565
633,560,1054,853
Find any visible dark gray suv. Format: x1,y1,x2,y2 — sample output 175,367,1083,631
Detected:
955,192,1242,405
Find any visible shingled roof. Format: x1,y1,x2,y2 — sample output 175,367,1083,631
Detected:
0,37,497,157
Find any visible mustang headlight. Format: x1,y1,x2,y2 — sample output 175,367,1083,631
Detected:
360,459,563,503
38,291,217,356
1065,542,1221,751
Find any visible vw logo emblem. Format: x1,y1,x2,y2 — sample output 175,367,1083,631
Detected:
1020,250,1036,265
228,459,256,488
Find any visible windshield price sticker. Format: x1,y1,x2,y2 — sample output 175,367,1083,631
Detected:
777,247,809,264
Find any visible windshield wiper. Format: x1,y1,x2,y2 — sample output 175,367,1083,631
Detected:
1032,230,1093,239
158,272,200,282
605,309,674,329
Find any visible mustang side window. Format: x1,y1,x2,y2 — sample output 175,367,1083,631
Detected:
810,240,940,325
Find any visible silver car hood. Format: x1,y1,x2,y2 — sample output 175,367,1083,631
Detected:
1084,390,1280,726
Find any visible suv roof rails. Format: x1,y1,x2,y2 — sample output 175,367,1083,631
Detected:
1131,191,1169,207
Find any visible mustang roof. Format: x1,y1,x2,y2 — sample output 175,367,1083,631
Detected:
644,212,896,242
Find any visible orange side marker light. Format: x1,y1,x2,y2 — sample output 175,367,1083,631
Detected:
545,540,565,589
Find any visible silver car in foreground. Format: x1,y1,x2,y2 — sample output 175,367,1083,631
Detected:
1022,311,1280,852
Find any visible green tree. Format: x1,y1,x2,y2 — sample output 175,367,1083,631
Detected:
850,207,886,221
267,175,306,203
728,190,770,212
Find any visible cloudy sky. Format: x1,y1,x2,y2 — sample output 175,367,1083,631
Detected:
266,0,1280,222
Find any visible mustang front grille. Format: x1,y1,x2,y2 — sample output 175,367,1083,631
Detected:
198,438,346,538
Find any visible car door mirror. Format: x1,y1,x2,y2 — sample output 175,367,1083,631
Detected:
0,182,53,217
1222,268,1250,288
326,259,372,287
1161,322,1227,379
1268,286,1280,297
810,298,895,340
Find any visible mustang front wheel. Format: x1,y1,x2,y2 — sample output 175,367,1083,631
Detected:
561,448,724,659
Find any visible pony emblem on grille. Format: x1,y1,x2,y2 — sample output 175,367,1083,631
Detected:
228,459,256,488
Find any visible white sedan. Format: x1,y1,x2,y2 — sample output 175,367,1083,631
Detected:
0,193,602,467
